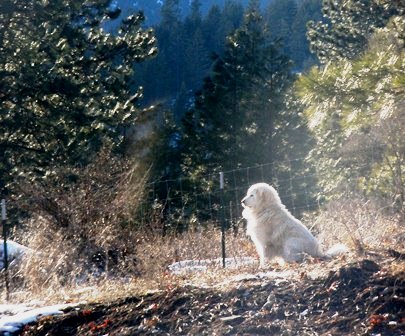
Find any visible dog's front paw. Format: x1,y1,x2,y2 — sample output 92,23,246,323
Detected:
259,258,268,269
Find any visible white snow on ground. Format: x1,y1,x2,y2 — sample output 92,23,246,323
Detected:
168,257,257,274
0,256,291,334
0,303,81,334
0,304,33,316
169,257,297,288
0,239,84,334
0,240,32,269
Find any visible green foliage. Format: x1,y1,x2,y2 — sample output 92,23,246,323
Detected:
136,0,324,120
307,0,400,63
263,0,323,70
289,0,322,69
179,6,315,220
136,0,245,117
297,17,404,207
182,6,291,172
265,0,297,49
0,0,157,194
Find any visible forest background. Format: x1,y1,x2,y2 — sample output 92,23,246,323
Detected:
0,0,403,290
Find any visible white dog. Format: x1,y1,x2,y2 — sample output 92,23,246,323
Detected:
241,183,346,267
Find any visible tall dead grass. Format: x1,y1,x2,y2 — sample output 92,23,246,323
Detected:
5,223,255,304
2,147,256,303
3,157,403,305
312,198,404,253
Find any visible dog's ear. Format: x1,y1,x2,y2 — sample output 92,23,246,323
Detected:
267,185,282,205
261,187,270,204
261,185,278,205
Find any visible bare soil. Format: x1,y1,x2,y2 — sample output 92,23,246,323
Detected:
16,250,405,335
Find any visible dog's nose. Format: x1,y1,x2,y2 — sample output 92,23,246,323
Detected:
241,196,247,204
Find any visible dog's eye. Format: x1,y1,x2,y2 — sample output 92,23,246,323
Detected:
250,194,254,198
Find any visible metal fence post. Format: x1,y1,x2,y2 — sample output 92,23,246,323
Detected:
219,172,226,268
2,199,9,301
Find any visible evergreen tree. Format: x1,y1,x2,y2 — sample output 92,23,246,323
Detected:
183,28,210,92
307,0,400,63
137,1,244,114
220,0,245,41
289,0,322,70
181,1,210,116
156,0,184,97
264,0,298,68
297,16,404,208
188,0,203,26
202,5,224,55
0,0,157,195
181,5,294,218
264,0,297,45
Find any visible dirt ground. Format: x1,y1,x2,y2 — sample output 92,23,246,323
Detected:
18,250,405,336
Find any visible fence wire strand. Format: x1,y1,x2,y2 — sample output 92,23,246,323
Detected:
134,156,379,233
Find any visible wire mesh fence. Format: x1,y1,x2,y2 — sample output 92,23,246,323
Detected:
133,142,401,234
136,156,326,233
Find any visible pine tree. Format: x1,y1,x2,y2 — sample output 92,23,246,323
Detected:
182,1,210,114
156,0,184,97
289,0,322,70
202,5,224,55
264,0,297,41
307,0,400,63
181,5,293,218
137,1,245,115
297,16,404,208
220,0,245,40
0,0,157,194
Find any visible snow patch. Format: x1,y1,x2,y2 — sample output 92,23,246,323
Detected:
0,303,81,334
168,257,256,274
0,240,32,269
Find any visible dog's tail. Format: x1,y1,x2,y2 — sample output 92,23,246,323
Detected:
324,243,349,258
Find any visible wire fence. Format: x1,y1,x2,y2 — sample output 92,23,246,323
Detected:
135,157,329,233
133,146,395,234
1,146,401,297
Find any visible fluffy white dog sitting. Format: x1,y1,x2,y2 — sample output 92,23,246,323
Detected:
241,183,346,267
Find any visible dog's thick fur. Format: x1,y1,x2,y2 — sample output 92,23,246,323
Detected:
241,183,346,267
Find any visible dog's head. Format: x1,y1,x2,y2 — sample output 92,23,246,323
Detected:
241,183,281,211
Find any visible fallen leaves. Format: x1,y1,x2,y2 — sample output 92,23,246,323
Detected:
368,313,405,333
80,309,92,317
88,318,112,333
20,253,405,336
369,313,387,326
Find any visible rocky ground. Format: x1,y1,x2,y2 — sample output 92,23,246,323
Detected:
14,250,405,335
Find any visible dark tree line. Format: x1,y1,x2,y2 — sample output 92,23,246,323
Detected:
138,1,316,231
3,0,401,234
136,0,323,120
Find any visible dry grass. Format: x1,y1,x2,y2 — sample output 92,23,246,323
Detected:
3,220,258,304
2,194,403,306
311,198,404,253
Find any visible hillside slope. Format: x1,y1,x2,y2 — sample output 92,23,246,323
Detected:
20,251,404,336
